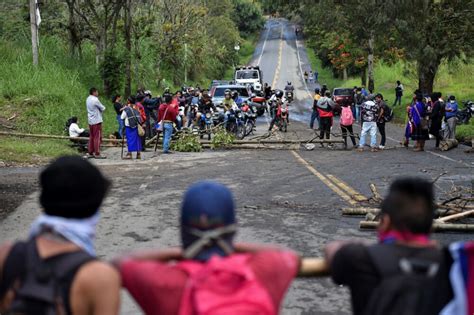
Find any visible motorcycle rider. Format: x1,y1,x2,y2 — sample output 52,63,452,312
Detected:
197,93,216,130
232,90,244,107
222,89,238,130
284,82,295,102
268,90,287,131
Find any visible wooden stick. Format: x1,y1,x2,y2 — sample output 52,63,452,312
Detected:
342,207,379,215
435,209,474,223
369,183,382,201
198,139,345,145
298,258,330,277
360,220,474,232
0,131,122,143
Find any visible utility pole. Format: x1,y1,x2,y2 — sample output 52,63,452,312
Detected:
184,37,188,83
29,0,39,66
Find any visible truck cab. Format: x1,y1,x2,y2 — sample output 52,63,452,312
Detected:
234,66,263,92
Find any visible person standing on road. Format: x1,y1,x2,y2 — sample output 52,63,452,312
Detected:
340,100,357,149
430,92,445,148
375,94,388,150
354,88,365,123
121,96,143,160
135,95,147,152
113,181,302,315
113,95,124,139
310,88,321,130
86,87,106,159
357,94,379,152
444,95,458,140
411,94,429,152
143,91,160,139
324,177,453,315
316,91,335,147
0,156,120,315
393,80,404,107
157,94,179,154
308,71,314,84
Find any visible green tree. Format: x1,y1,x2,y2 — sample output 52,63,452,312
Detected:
391,0,474,93
231,0,264,35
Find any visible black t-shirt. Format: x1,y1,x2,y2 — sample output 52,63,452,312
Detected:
331,243,453,315
113,102,123,115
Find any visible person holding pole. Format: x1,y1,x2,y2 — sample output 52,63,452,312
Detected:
113,181,328,315
324,177,453,315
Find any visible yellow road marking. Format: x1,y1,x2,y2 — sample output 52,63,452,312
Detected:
326,175,367,202
271,27,284,89
291,151,357,205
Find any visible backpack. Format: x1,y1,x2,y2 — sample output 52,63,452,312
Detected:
340,106,354,126
6,239,94,315
124,107,141,128
383,105,394,122
177,254,275,315
364,244,444,315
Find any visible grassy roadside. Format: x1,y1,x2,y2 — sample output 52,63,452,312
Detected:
306,47,474,142
0,33,261,165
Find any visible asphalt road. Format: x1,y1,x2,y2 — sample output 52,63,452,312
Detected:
1,19,473,315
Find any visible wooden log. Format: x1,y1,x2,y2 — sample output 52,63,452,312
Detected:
298,258,330,277
369,183,382,201
435,209,474,223
0,131,122,143
440,139,458,151
342,207,379,215
360,220,474,232
366,213,377,221
198,139,345,145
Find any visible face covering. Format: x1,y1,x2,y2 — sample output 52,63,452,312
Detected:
29,212,100,256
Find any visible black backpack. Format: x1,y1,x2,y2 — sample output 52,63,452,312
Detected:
383,104,394,122
364,244,444,315
6,240,94,315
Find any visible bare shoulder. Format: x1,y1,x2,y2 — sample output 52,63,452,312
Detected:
0,242,13,267
76,260,120,289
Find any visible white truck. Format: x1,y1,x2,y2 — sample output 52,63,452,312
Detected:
234,66,263,92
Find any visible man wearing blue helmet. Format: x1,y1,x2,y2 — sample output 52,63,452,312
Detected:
113,181,321,315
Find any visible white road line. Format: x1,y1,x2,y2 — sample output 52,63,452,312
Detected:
139,184,147,190
294,29,313,99
257,24,272,66
385,136,471,168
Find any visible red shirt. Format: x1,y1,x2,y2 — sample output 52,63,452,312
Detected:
120,250,299,315
158,103,178,122
134,102,147,123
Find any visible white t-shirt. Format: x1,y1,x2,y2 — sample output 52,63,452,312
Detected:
69,123,84,137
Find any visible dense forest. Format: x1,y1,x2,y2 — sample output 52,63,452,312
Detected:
1,0,264,98
261,0,474,94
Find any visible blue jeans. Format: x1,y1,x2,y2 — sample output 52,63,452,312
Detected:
162,122,173,153
117,115,124,138
355,106,361,122
310,110,319,129
359,122,378,148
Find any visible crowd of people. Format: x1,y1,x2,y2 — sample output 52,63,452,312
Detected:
75,86,244,159
309,82,460,152
0,156,472,315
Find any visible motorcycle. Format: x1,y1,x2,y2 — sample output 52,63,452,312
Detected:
199,111,213,140
456,100,473,125
241,105,257,137
277,102,289,132
285,91,294,103
226,109,245,139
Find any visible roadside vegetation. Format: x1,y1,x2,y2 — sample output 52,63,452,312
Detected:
0,0,264,164
266,0,474,141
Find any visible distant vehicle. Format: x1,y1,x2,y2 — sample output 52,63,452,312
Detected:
209,80,231,89
332,88,354,114
234,66,263,92
210,84,252,108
